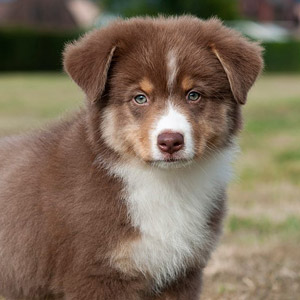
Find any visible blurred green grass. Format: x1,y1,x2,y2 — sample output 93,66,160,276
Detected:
0,73,299,299
0,73,82,135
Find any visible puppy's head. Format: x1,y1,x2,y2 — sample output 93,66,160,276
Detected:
64,16,263,168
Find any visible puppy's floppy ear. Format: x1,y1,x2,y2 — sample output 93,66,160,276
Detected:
202,19,264,104
63,29,117,102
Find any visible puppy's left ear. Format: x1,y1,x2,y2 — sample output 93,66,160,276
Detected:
63,29,117,102
204,19,264,104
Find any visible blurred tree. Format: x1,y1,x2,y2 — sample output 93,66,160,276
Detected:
97,0,239,20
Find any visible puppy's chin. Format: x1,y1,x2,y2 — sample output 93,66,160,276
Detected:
147,158,194,169
136,151,196,169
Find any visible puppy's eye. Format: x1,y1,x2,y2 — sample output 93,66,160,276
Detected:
134,94,148,105
187,91,201,102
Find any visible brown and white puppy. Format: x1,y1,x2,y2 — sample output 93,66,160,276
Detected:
0,16,263,300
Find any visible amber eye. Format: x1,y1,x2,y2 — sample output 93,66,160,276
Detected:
134,94,148,104
187,91,201,102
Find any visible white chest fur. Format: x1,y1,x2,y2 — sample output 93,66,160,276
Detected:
110,146,236,286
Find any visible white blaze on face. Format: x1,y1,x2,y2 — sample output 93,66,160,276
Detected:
150,103,194,161
149,50,194,162
167,50,178,93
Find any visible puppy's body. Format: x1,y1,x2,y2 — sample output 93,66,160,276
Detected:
0,117,227,299
0,17,263,299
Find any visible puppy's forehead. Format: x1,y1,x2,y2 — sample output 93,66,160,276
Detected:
131,40,215,88
114,26,226,97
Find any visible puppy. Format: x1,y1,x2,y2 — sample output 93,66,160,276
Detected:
0,16,263,300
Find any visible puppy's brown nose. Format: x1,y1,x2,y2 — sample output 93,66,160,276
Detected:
157,132,184,154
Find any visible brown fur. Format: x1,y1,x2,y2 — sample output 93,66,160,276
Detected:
0,16,263,300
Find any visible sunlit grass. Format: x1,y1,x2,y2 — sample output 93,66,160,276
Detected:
0,73,83,135
228,215,300,236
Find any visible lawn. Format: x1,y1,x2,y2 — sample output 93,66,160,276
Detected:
0,73,299,299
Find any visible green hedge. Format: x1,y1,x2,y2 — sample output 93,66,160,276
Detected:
0,27,300,72
0,27,82,71
263,40,300,73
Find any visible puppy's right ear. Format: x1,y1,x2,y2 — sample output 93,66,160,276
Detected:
63,30,116,102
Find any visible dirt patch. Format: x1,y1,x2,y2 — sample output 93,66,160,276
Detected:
202,240,300,300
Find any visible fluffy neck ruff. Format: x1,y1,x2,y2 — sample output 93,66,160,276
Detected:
108,145,237,287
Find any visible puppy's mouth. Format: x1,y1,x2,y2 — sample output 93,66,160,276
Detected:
147,158,194,169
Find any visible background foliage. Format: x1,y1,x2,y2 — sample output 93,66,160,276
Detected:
264,41,300,72
1,26,300,72
0,27,81,71
100,0,239,20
